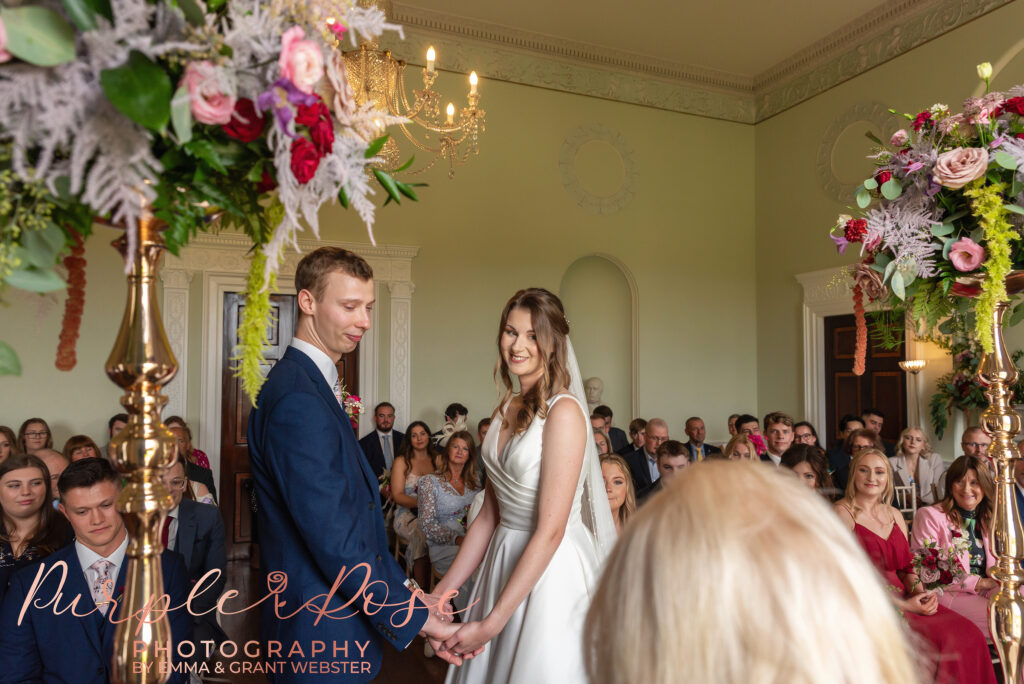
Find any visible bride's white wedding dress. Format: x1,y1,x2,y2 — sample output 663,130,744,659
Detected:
446,393,602,684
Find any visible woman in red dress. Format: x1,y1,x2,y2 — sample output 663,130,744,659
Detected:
835,448,995,684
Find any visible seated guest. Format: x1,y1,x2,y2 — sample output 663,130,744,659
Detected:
831,426,881,492
827,414,864,470
592,405,629,454
911,456,997,635
780,444,833,499
734,414,760,437
961,427,992,469
835,449,995,684
600,454,636,533
16,418,52,455
793,421,819,447
391,420,437,589
722,434,756,461
165,416,210,468
158,454,228,663
0,454,72,601
169,423,218,504
593,429,612,456
358,401,405,479
0,457,192,682
727,413,739,437
33,449,69,506
862,407,896,457
890,427,946,505
683,416,720,461
624,418,647,456
418,431,481,610
103,413,128,461
432,402,468,447
0,427,15,462
585,460,921,684
624,418,668,497
762,411,795,466
62,435,102,462
641,440,690,502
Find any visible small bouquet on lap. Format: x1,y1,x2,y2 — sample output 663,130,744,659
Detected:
911,535,970,596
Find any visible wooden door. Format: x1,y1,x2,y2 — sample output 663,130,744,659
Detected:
824,313,906,448
220,293,360,560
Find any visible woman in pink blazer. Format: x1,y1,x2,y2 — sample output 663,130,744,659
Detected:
910,455,998,635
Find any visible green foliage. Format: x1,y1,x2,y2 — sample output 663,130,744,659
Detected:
59,0,112,31
0,5,76,66
964,179,1018,352
100,51,173,133
927,340,1024,438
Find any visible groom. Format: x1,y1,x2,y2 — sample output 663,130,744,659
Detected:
248,247,459,681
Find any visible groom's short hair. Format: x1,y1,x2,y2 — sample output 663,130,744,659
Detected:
296,247,373,302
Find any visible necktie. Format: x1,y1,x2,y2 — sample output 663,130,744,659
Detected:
696,445,703,461
332,378,344,407
161,515,173,550
90,559,114,614
382,433,392,464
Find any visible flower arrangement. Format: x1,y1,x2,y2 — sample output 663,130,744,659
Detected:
377,470,394,516
911,534,970,594
748,433,767,457
0,0,423,398
342,391,362,430
928,337,1024,438
828,62,1024,373
455,502,471,531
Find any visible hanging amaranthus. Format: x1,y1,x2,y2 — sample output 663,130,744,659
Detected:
853,282,867,376
964,178,1017,353
55,230,86,371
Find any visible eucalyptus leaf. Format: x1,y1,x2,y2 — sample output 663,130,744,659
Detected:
1013,174,1024,198
881,179,903,200
100,51,173,132
6,267,67,293
996,150,1019,171
883,259,898,284
869,263,885,273
856,186,871,209
0,341,21,377
1005,204,1024,216
863,178,878,190
874,254,892,270
943,239,955,260
171,85,193,144
931,223,955,237
0,5,77,66
175,0,205,26
970,227,985,243
1010,303,1024,328
60,0,99,31
891,271,906,300
21,225,65,268
938,318,955,335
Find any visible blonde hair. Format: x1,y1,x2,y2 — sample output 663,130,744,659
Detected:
896,427,934,460
842,448,895,515
585,461,920,684
599,454,635,528
723,433,756,460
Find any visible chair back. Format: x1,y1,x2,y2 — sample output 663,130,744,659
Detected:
893,484,917,526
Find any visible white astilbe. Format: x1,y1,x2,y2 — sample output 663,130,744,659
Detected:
342,6,404,45
220,0,286,98
866,202,941,278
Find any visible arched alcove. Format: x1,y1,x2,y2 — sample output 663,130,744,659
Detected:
559,254,637,420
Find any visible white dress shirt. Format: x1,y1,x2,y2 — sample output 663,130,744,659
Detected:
645,451,660,483
289,338,340,390
766,452,782,466
77,532,129,605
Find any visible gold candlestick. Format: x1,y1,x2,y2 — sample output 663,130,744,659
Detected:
978,286,1024,683
105,210,178,683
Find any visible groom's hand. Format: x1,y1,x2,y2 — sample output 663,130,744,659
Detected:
421,614,470,666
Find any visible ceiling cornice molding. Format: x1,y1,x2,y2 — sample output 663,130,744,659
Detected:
387,0,1011,124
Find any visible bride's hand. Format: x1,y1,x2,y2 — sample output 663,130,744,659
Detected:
440,620,495,660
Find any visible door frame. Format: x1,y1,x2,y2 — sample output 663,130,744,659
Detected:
161,232,417,489
796,265,923,448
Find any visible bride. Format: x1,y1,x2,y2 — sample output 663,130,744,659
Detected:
429,288,617,683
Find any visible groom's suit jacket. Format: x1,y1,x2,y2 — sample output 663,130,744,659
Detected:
248,346,427,683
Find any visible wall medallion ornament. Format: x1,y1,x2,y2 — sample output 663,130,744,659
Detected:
559,124,636,215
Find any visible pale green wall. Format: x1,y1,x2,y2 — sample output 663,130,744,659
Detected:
755,0,1024,452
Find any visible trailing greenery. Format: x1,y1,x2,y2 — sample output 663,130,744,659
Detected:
964,178,1018,353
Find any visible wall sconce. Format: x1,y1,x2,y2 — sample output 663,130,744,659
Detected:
899,359,927,375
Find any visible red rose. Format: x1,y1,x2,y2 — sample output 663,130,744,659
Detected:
295,98,330,127
939,570,953,585
222,99,267,143
844,218,868,242
912,111,932,132
874,170,892,185
310,118,335,155
256,166,277,193
1003,97,1024,117
290,138,320,184
1016,133,1024,140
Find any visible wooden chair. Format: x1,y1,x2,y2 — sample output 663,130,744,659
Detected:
893,484,918,528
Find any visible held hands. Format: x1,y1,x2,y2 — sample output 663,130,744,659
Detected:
904,591,939,616
420,615,467,666
440,619,498,660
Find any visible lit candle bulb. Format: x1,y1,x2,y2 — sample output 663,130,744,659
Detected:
469,71,478,95
426,47,435,73
446,103,455,124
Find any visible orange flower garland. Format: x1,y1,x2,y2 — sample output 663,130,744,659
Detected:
55,230,86,371
852,283,867,376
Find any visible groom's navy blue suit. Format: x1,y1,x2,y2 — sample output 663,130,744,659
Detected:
248,346,427,682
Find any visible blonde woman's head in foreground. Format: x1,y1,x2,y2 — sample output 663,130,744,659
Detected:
584,460,920,684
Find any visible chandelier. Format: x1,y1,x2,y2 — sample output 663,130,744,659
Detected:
339,3,486,178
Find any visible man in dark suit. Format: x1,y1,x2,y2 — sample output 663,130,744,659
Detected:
682,416,721,462
159,455,228,659
0,457,192,683
624,418,669,498
592,405,629,454
247,248,462,681
862,408,896,457
358,401,405,479
639,440,691,503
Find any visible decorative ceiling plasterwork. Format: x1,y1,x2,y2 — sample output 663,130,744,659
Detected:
388,0,1012,124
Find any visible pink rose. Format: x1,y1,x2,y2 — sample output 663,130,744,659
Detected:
0,17,11,63
890,129,909,147
932,147,989,189
181,61,235,125
949,237,986,272
279,27,324,94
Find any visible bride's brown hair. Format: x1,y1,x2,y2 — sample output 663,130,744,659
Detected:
495,288,572,434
